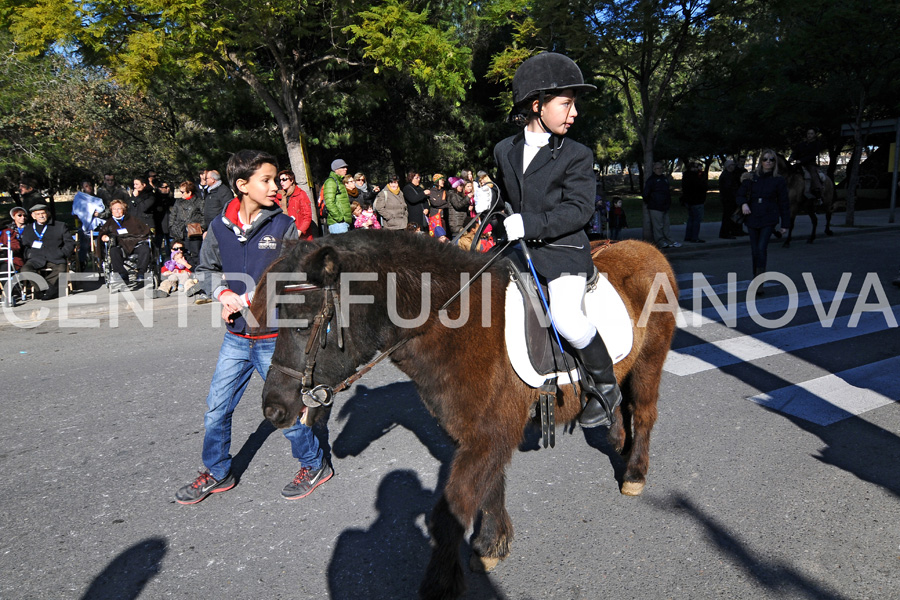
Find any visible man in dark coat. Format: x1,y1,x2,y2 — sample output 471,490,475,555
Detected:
718,159,744,238
19,204,75,300
19,178,45,213
643,162,680,248
202,170,233,234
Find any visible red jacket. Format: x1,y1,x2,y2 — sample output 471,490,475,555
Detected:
1,227,25,269
277,186,313,240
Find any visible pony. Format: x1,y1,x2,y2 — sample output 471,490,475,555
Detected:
778,156,835,247
250,230,677,599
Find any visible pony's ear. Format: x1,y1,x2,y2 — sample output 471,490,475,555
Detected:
303,246,340,288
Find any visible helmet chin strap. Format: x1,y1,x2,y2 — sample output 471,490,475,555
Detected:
533,92,564,159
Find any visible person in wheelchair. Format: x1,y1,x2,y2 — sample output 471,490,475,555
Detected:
97,199,152,292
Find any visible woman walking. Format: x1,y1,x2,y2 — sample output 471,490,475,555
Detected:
737,149,790,289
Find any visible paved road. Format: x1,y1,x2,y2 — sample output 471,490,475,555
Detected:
1,224,898,599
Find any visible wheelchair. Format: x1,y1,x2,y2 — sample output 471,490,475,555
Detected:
100,238,162,291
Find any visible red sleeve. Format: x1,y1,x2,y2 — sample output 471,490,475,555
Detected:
291,189,313,239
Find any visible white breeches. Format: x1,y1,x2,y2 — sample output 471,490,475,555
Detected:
548,275,596,349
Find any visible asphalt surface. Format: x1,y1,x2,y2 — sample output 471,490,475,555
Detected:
1,211,899,599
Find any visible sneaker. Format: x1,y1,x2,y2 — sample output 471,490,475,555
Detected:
186,283,203,297
152,289,168,299
175,470,235,505
669,241,682,248
282,461,333,500
194,292,212,305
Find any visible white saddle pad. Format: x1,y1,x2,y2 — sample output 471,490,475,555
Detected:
505,275,634,387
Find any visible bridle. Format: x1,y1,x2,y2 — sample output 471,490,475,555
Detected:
268,282,409,409
268,253,504,409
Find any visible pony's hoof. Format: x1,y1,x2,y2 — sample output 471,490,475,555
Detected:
470,553,502,573
621,480,645,496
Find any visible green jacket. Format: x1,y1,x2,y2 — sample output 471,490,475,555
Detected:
323,171,352,226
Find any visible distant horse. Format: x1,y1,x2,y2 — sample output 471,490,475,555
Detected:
778,156,835,247
251,230,677,599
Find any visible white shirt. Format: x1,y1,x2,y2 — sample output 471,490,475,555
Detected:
523,130,551,172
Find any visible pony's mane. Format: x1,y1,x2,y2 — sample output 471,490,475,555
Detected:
249,230,496,329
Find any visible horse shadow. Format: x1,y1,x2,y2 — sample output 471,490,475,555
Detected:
80,537,167,600
327,469,507,600
332,382,455,482
654,495,848,600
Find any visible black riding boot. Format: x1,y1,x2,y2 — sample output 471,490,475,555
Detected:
575,334,623,428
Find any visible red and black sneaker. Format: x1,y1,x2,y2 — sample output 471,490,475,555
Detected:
282,462,333,500
175,470,235,505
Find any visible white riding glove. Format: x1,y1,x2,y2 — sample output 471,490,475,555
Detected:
505,214,524,241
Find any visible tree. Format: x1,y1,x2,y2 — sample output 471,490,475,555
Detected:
4,0,475,217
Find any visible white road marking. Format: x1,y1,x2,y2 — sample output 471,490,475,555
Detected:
748,356,900,425
664,305,900,376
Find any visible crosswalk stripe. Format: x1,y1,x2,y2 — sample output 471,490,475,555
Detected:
748,356,900,426
664,304,900,376
680,290,858,327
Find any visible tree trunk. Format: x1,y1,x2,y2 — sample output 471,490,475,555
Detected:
845,140,862,227
641,146,655,240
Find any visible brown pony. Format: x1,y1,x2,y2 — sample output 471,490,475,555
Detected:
250,230,677,599
778,156,836,247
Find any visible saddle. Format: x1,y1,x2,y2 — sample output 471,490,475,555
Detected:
503,256,633,389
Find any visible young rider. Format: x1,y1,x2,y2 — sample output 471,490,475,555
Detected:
493,52,622,427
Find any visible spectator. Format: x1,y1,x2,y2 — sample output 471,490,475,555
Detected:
402,171,430,230
129,176,156,229
643,162,681,248
175,149,330,505
2,206,27,270
427,174,448,237
19,204,75,300
322,159,353,234
19,178,45,213
463,181,475,217
276,170,313,240
202,170,233,234
98,199,152,292
198,169,209,199
718,158,743,239
445,177,470,237
170,181,205,260
96,174,128,219
372,175,407,230
153,242,194,298
681,161,707,243
737,149,790,289
609,197,628,240
343,174,362,215
351,201,381,230
353,172,379,206
154,180,176,250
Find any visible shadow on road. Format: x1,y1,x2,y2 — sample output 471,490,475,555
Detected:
80,537,167,600
656,495,849,600
674,326,900,499
327,469,507,600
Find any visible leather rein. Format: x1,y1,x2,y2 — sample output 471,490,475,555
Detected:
268,283,410,409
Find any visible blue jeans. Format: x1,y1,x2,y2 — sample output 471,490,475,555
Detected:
328,222,350,235
684,204,704,241
202,332,322,480
747,225,775,273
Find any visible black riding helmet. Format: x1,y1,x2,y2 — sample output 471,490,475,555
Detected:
509,52,596,155
512,52,596,107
